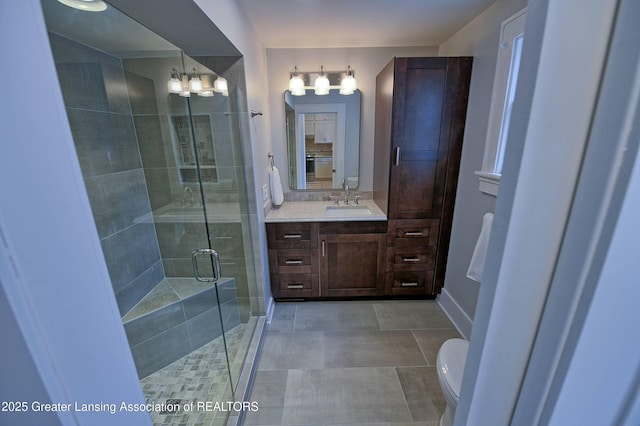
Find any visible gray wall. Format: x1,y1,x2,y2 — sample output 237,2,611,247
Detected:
49,33,164,317
437,0,528,334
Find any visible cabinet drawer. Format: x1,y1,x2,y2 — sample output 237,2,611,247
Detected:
268,223,317,249
386,270,435,295
388,246,436,271
275,273,320,298
387,219,439,246
275,223,311,241
278,273,313,291
277,249,312,274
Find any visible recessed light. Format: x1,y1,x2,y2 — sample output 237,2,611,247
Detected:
57,0,107,12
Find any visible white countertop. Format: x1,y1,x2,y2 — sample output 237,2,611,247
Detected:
265,199,387,222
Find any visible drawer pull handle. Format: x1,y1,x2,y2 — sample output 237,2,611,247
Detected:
287,283,304,289
215,236,233,240
284,234,302,239
404,231,423,237
285,259,303,265
403,257,421,263
401,282,419,287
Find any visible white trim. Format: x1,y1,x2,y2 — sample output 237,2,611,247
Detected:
265,296,276,325
436,288,474,339
474,171,500,197
296,103,347,188
478,8,527,194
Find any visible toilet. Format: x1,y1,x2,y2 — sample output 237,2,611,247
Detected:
436,338,469,426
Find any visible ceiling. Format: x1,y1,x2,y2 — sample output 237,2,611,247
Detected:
236,0,498,49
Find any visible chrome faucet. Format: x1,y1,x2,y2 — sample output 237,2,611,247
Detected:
343,181,350,205
184,186,194,207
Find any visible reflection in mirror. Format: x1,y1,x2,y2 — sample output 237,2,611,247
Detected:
285,89,360,190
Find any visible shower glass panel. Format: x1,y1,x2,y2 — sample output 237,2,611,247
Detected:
41,1,259,424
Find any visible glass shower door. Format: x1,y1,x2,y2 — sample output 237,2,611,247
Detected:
39,1,255,424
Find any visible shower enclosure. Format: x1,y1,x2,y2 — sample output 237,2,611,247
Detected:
41,1,261,424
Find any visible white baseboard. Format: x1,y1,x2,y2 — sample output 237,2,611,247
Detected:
437,287,474,339
265,296,275,325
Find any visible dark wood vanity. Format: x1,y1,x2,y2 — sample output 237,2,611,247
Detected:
268,56,472,301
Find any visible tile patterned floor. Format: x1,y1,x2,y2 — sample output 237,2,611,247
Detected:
244,300,461,426
140,317,256,426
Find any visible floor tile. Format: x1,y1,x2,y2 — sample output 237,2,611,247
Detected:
412,329,462,366
282,367,412,425
324,330,427,368
244,370,288,425
258,332,324,371
268,303,297,333
373,301,453,330
293,302,380,332
396,366,446,422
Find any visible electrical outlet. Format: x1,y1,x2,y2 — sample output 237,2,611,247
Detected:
262,184,269,201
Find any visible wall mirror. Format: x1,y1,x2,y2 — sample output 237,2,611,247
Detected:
284,89,361,190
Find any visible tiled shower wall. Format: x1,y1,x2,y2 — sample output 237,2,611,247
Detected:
50,33,164,316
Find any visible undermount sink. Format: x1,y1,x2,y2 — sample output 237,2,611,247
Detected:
325,205,372,216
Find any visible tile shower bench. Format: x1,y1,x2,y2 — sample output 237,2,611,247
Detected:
123,277,240,378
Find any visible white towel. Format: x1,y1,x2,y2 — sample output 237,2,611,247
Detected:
466,212,494,282
269,166,284,206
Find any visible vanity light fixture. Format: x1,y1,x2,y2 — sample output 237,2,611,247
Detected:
167,68,182,93
339,65,357,95
288,65,357,96
188,68,202,93
167,68,228,97
314,66,330,95
213,76,229,96
288,66,306,96
57,0,107,12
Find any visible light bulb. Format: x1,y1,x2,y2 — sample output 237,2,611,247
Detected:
214,77,228,93
340,75,356,95
314,74,330,95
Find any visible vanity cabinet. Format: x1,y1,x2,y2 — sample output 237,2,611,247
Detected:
267,221,386,300
267,222,320,299
374,57,473,296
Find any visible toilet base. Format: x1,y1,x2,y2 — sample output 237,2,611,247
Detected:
440,404,454,426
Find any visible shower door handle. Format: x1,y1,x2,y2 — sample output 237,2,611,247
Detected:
192,248,221,282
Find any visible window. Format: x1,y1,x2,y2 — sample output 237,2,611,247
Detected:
477,9,526,196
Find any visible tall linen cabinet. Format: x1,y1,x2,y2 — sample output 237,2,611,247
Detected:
373,57,473,296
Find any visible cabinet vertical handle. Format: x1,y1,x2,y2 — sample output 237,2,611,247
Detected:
394,147,400,166
322,240,326,257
